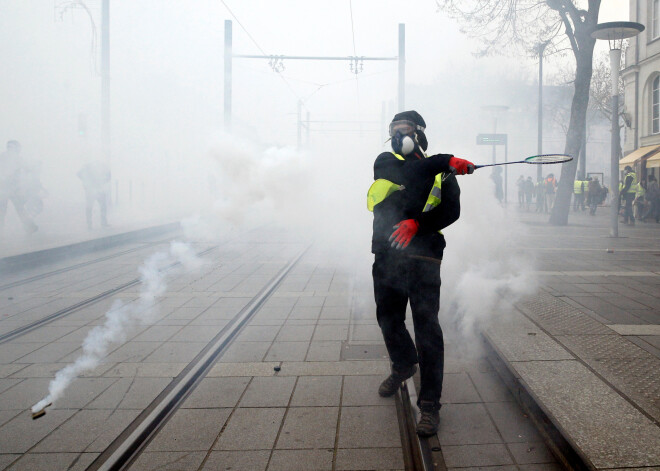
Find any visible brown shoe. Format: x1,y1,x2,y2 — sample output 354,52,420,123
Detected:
416,400,440,436
378,364,417,397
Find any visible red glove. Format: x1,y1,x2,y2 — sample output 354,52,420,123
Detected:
448,157,475,175
389,219,419,250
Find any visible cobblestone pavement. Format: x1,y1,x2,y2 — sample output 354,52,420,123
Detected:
484,206,660,471
0,225,560,471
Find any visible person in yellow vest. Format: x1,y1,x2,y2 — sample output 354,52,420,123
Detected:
367,110,474,436
620,165,638,225
573,178,586,211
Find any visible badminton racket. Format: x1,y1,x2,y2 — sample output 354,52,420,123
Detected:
474,154,572,169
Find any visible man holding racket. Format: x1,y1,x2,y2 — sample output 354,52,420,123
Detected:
367,110,475,436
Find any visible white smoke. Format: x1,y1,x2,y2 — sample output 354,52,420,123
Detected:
439,172,538,347
31,241,202,414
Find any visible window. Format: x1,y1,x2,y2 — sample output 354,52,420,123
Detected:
654,75,659,134
655,0,660,39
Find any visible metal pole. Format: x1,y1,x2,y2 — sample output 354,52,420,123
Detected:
609,48,622,238
398,23,405,111
224,20,232,132
306,111,310,146
537,42,546,183
101,0,110,165
297,100,302,149
492,117,497,164
504,140,508,204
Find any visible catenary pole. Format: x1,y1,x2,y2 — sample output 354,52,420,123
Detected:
398,23,405,111
101,0,110,165
537,42,547,183
224,20,232,132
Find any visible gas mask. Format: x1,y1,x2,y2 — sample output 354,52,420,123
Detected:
391,130,416,155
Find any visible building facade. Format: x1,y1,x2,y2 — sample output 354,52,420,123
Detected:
622,0,660,180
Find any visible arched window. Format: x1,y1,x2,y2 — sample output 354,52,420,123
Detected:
654,75,659,134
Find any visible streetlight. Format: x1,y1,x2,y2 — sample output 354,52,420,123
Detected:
481,105,509,202
591,21,644,238
537,41,550,184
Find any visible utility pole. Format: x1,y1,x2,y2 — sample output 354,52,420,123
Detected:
101,0,110,164
537,41,548,183
224,20,232,132
398,23,405,112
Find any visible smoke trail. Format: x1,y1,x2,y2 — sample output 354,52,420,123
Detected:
31,241,201,414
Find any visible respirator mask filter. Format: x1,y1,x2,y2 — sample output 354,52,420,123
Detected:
389,120,426,155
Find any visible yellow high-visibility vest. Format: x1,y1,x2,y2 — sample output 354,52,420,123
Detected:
366,152,445,233
625,171,638,194
574,180,584,194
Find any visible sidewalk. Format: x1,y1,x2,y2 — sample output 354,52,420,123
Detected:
484,207,660,470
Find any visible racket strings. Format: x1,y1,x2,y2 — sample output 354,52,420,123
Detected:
524,154,572,164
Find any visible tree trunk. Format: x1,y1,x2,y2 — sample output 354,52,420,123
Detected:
549,11,598,225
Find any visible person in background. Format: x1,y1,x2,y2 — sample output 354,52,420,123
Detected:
78,160,111,230
535,178,546,213
524,176,534,211
491,167,503,205
0,140,38,234
516,175,525,208
573,177,585,211
619,165,637,225
642,175,659,223
368,110,475,436
587,177,601,215
545,174,557,212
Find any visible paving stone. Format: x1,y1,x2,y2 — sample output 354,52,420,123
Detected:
239,376,296,407
335,447,404,470
207,362,280,377
183,377,250,408
268,449,334,471
234,325,279,342
33,408,139,452
148,408,231,451
131,325,183,342
219,341,271,362
103,362,186,377
103,342,162,363
201,450,270,470
351,324,383,341
276,407,338,449
275,324,315,342
143,341,207,363
0,365,27,378
507,441,556,464
484,401,543,443
264,342,309,362
129,451,206,471
337,405,400,448
214,408,285,450
0,409,76,453
291,376,342,407
48,377,117,409
0,410,21,428
278,360,390,376
512,359,660,468
341,375,391,406
608,324,660,336
0,377,52,410
12,342,82,364
485,325,573,362
306,341,342,361
518,464,564,471
437,403,502,446
7,452,98,471
168,325,220,342
86,377,171,409
442,372,482,404
442,444,514,468
313,325,349,341
0,455,20,469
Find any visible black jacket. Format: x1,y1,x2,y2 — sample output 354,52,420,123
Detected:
371,150,461,259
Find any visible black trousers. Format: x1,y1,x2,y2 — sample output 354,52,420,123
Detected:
373,251,444,408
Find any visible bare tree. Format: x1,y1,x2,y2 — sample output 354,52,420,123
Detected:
437,0,601,225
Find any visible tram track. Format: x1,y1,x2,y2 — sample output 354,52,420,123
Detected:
0,238,175,292
0,244,218,345
85,245,309,471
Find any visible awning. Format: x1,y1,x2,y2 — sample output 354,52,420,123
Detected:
647,152,660,169
619,145,660,169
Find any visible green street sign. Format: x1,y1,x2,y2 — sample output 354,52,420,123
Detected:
476,133,507,145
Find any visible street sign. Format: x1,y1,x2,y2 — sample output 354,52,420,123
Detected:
476,133,507,145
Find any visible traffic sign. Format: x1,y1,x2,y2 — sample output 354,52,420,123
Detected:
476,133,507,145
